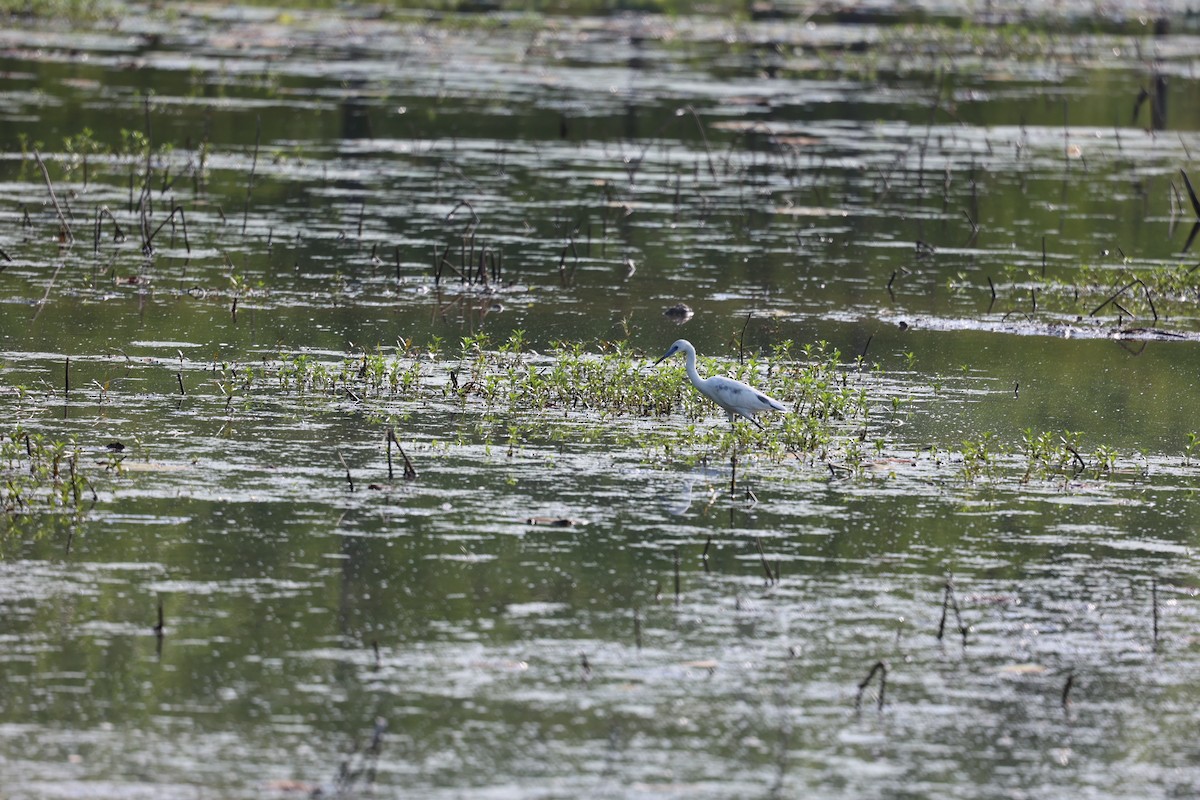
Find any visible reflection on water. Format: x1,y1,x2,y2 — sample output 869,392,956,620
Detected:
0,4,1199,799
663,465,729,516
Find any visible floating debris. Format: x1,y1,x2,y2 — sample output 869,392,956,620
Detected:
526,516,585,527
663,303,693,323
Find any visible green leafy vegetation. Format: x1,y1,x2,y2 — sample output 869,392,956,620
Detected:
235,334,871,468
1,427,97,519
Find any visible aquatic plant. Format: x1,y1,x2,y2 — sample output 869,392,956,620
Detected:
1,426,96,519
246,334,871,469
954,428,1130,485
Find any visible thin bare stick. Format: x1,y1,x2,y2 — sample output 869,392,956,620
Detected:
32,149,74,244
1061,670,1075,708
144,205,191,254
337,449,355,492
738,312,752,365
241,115,261,235
681,105,717,179
854,660,888,712
673,546,681,606
387,427,417,480
1152,577,1159,652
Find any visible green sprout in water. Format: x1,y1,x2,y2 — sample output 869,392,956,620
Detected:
1,427,97,525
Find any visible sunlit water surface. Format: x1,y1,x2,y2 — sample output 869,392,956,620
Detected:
1,3,1200,798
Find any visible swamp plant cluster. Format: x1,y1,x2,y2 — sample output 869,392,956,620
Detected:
211,333,1143,484
0,427,97,519
0,331,1158,543
239,333,870,466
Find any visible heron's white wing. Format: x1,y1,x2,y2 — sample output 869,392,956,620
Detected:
704,376,786,416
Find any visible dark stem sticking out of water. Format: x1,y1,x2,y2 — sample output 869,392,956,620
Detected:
1177,170,1200,252
93,206,125,256
855,660,888,713
738,312,752,365
633,608,642,651
387,426,417,481
1061,670,1075,709
755,537,777,585
143,205,191,255
859,334,873,364
1151,577,1159,652
937,576,968,646
673,546,681,607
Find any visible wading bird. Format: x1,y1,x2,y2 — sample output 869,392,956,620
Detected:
653,339,787,429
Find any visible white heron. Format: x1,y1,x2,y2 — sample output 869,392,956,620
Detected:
653,339,787,429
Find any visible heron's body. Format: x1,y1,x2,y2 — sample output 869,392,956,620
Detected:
654,339,787,429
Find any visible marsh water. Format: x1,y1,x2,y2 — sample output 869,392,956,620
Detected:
2,3,1200,798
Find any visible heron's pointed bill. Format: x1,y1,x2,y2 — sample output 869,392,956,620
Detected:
652,347,675,367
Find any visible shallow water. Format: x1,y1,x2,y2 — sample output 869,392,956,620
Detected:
1,3,1200,798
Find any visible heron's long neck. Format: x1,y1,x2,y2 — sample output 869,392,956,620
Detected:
683,349,704,386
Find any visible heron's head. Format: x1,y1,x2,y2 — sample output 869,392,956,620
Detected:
653,339,690,367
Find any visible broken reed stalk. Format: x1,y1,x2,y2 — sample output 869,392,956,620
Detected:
730,452,737,498
1060,670,1075,708
936,576,968,645
32,149,74,244
557,243,569,286
241,115,261,235
337,449,355,492
1090,278,1140,318
387,426,417,480
673,546,681,606
93,206,126,256
1152,577,1159,652
634,607,642,650
176,371,186,395
385,428,394,479
755,537,777,584
154,599,165,637
143,205,191,254
64,356,70,396
855,660,888,713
